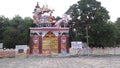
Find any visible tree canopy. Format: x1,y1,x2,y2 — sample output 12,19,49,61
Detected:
66,0,117,47
0,15,33,48
114,18,120,45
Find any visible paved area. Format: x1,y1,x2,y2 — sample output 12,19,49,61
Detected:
0,56,120,68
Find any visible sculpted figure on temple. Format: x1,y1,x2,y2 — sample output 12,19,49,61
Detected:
33,2,55,24
48,10,55,23
33,2,41,24
32,2,69,27
54,14,69,27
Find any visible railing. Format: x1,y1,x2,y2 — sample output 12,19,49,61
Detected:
0,48,29,58
70,47,120,56
1,47,120,58
0,49,15,58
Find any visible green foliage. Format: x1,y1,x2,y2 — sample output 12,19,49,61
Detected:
89,22,117,47
115,18,120,45
3,27,20,48
0,16,10,42
0,15,33,48
66,0,117,47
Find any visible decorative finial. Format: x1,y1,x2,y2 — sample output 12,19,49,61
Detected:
36,2,40,8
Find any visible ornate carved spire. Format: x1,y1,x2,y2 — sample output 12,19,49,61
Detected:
35,2,40,8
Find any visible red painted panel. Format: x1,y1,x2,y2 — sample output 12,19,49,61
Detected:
39,36,42,54
58,36,61,53
30,36,33,54
30,35,41,54
59,35,69,53
66,35,69,53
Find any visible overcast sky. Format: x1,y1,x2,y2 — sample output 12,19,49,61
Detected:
0,0,119,22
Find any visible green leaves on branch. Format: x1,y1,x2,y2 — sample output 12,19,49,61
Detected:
66,0,117,47
0,15,33,48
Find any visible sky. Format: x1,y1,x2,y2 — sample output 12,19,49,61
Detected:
0,0,119,22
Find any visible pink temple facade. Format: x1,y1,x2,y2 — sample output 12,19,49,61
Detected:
30,2,69,54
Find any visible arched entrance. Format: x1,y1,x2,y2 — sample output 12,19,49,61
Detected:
42,31,58,54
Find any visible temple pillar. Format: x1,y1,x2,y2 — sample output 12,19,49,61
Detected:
39,36,42,54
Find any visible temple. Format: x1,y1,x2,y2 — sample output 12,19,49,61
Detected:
29,2,69,54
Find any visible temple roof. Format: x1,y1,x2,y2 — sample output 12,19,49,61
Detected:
32,2,69,28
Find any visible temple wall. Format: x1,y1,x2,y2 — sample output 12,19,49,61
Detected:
30,28,69,54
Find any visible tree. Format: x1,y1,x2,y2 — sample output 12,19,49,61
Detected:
0,16,10,43
89,21,117,47
115,18,120,45
3,27,20,48
66,0,117,47
3,15,33,48
20,17,33,44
